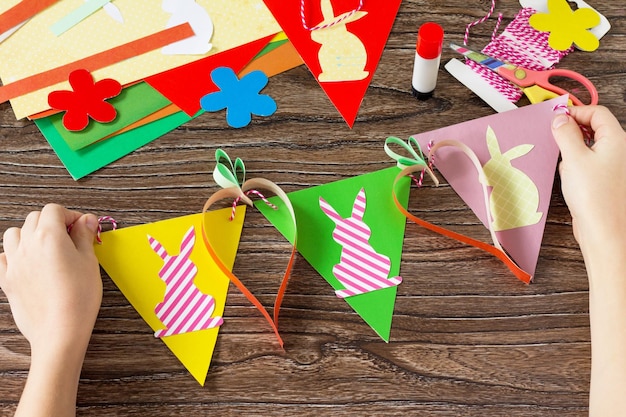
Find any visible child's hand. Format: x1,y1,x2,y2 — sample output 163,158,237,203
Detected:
0,204,102,356
551,105,626,252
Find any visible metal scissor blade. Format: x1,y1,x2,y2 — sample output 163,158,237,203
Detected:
449,42,515,73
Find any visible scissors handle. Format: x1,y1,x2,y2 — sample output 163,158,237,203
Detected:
500,67,599,106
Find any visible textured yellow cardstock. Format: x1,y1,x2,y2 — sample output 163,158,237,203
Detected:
0,0,280,118
94,207,246,385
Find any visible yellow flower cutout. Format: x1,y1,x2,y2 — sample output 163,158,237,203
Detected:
529,0,601,51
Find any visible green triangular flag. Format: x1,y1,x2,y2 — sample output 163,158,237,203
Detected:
256,167,410,341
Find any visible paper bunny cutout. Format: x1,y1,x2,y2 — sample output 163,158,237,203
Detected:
319,188,402,298
480,126,543,231
161,0,214,55
310,0,369,82
148,225,223,338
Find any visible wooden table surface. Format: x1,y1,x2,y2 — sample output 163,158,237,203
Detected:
1,1,624,416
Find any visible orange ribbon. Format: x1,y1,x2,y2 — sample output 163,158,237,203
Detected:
392,139,532,284
201,178,297,347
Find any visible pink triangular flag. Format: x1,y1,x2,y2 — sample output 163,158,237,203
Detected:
412,97,567,278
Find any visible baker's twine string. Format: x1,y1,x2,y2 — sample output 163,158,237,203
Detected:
230,189,277,221
412,140,435,188
463,0,503,47
96,216,117,244
300,0,364,31
465,6,572,102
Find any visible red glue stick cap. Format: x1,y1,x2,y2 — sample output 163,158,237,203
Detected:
416,22,444,59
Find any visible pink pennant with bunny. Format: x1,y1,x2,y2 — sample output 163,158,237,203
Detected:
408,96,567,281
148,225,223,338
320,188,402,298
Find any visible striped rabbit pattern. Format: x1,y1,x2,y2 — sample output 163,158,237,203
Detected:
148,225,223,338
319,188,402,298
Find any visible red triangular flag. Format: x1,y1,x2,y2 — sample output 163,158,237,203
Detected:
262,0,401,127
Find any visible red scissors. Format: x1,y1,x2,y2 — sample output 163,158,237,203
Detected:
450,42,598,106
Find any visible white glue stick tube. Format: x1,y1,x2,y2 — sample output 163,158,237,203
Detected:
412,22,444,99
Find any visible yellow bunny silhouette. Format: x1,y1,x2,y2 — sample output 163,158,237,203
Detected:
480,126,543,231
310,0,369,82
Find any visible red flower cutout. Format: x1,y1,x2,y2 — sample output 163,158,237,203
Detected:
48,69,122,131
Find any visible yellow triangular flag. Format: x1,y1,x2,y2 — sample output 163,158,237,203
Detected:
94,207,245,385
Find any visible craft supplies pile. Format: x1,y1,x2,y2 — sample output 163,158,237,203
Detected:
0,0,609,386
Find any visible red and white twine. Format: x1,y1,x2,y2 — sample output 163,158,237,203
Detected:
230,189,277,221
300,0,364,31
96,215,117,244
465,6,573,102
412,140,435,188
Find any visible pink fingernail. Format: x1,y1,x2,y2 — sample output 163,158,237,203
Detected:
552,114,569,129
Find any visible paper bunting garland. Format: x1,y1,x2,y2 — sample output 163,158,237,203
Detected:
261,0,402,127
256,167,411,341
94,209,245,385
408,96,567,280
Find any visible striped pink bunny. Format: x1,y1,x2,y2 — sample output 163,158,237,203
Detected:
147,225,223,338
319,188,402,298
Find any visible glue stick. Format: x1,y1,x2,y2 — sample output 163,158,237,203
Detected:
412,22,444,99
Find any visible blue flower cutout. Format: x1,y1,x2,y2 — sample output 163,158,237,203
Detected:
200,67,277,128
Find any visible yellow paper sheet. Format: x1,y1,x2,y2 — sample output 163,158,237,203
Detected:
0,0,280,119
94,208,246,385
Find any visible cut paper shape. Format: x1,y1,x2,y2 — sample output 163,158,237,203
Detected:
200,67,277,128
161,0,214,55
48,82,172,150
35,107,197,180
529,0,601,51
50,0,112,36
410,96,567,279
94,210,245,385
149,226,223,338
256,167,411,341
0,23,195,109
98,0,123,23
48,69,121,131
319,188,402,298
262,0,402,127
145,34,275,116
520,0,611,41
0,0,281,119
310,0,368,82
481,126,542,231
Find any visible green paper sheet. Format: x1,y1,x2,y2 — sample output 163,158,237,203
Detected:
256,167,411,341
49,82,172,151
35,109,199,180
